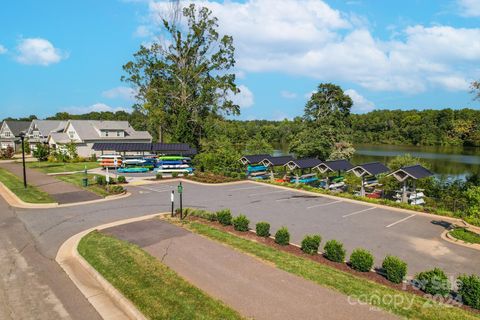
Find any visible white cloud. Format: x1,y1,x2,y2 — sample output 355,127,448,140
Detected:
280,90,297,99
231,85,254,108
458,0,480,17
143,0,480,94
102,86,138,100
134,25,153,38
0,45,7,54
62,103,128,115
345,89,375,113
15,38,67,66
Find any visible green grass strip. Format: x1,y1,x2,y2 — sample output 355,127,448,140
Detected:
56,173,110,197
0,167,54,203
25,161,98,174
450,228,480,244
186,221,480,320
78,231,243,320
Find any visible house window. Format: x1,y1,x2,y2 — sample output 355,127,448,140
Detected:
4,131,11,137
105,131,109,137
68,131,75,139
116,131,121,137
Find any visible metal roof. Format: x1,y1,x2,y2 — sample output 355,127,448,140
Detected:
388,165,433,182
92,142,196,155
239,154,271,165
315,159,353,173
285,158,322,170
348,162,390,177
261,155,294,167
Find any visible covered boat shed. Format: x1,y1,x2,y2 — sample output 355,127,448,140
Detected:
239,154,270,165
285,158,322,171
314,159,354,174
348,162,390,197
388,165,433,203
92,142,197,156
260,155,294,180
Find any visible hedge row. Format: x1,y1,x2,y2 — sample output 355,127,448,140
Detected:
185,208,480,309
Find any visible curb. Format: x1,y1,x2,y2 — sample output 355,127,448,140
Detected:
441,229,480,251
0,180,131,209
56,213,168,320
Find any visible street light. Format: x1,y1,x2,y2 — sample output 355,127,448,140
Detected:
19,132,27,188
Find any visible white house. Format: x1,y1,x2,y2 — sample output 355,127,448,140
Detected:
0,121,31,152
47,120,152,157
26,119,68,151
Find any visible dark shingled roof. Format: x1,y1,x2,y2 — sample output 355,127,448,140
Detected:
261,155,294,166
286,158,322,170
316,159,353,172
349,162,390,177
389,165,433,181
3,121,31,136
92,142,196,155
240,154,271,165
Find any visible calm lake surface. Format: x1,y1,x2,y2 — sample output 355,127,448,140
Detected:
273,144,480,180
353,144,480,180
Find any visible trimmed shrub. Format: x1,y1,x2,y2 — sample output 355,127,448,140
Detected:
156,173,163,180
216,209,232,226
109,185,124,194
382,255,407,284
255,222,270,237
232,214,249,232
458,274,480,309
414,268,451,297
183,172,189,177
96,175,106,186
172,172,179,178
324,240,346,263
117,175,127,183
275,227,290,245
301,234,322,255
349,248,374,272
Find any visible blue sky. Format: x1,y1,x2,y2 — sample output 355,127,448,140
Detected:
1,0,479,121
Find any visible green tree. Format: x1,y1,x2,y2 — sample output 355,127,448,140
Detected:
464,186,480,224
32,143,49,161
122,3,239,148
304,83,352,127
23,138,31,155
193,135,241,173
471,80,480,100
328,141,355,160
244,133,273,155
289,126,335,159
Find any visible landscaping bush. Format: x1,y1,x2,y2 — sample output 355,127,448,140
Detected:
414,268,451,297
382,255,407,284
183,172,189,177
349,248,374,272
324,240,346,263
255,222,270,237
216,209,232,226
32,143,49,161
232,214,249,232
96,175,106,186
109,185,124,194
458,274,480,309
0,146,14,159
117,175,127,183
301,234,322,255
156,173,163,180
275,227,290,245
172,172,179,178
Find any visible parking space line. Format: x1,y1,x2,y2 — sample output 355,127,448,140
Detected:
306,200,342,209
342,207,376,218
228,186,267,191
137,185,173,193
385,214,417,228
248,190,290,197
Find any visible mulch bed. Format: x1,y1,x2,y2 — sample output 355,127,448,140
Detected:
185,173,242,184
186,216,479,314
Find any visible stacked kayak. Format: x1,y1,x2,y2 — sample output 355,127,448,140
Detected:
154,156,193,174
291,173,318,184
98,155,122,168
118,167,149,173
247,165,269,180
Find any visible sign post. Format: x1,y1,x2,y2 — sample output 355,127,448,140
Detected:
106,166,110,192
177,182,183,219
171,190,175,217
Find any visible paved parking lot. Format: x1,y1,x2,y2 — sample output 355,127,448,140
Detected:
132,180,479,277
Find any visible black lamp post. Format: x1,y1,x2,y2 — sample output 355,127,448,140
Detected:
19,132,27,188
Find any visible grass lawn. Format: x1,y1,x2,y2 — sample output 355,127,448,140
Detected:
78,231,243,320
181,220,480,320
0,168,54,203
55,173,111,197
450,228,480,244
25,161,98,174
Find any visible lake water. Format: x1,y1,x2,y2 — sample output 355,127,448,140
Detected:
273,144,480,180
353,144,480,180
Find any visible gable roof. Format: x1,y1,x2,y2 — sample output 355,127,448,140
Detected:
315,159,353,173
68,120,152,141
31,120,68,135
388,165,433,182
261,155,294,167
348,162,390,177
239,154,271,165
3,121,31,136
285,158,322,170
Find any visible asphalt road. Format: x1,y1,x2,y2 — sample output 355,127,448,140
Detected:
3,179,480,318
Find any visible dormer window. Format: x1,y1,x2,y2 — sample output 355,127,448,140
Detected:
4,131,11,137
68,131,75,139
